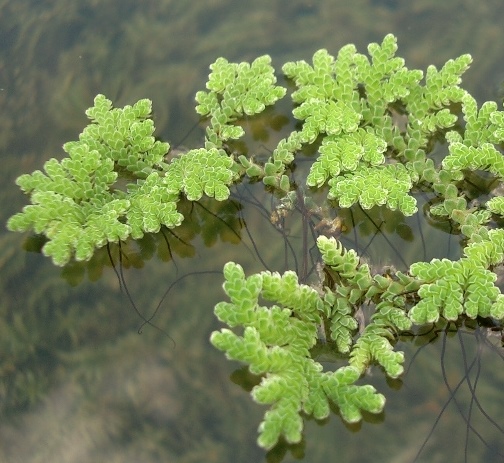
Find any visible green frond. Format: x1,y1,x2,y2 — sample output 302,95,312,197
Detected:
6,136,134,265
283,43,359,105
214,263,322,350
348,298,410,378
255,379,305,449
126,172,183,239
356,34,423,108
423,55,472,109
442,142,504,179
458,94,500,146
463,268,500,318
452,208,492,239
292,99,361,143
328,298,358,353
318,236,361,279
283,48,342,102
14,142,116,201
8,35,504,453
196,55,286,148
261,271,324,323
306,129,387,187
211,261,387,449
463,229,504,267
409,252,503,323
255,132,303,190
402,54,471,138
319,236,373,297
332,44,358,101
491,295,504,320
328,164,417,215
194,90,219,116
350,332,405,378
250,360,384,449
8,189,131,266
321,366,386,422
271,132,303,165
7,95,185,265
164,147,239,201
373,302,411,331
490,109,504,141
316,236,411,373
80,94,170,178
283,45,362,143
487,196,504,217
419,109,458,133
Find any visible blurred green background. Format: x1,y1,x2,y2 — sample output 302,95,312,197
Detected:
1,1,503,462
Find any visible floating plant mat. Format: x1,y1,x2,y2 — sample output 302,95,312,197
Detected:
5,33,504,462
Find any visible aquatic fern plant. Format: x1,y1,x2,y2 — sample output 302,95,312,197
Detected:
6,34,504,450
195,55,286,149
210,260,385,449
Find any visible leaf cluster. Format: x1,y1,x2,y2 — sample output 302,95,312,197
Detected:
10,34,496,265
211,262,385,449
213,225,503,448
317,236,413,378
82,94,170,178
276,34,474,215
7,96,242,264
195,55,286,149
7,138,130,265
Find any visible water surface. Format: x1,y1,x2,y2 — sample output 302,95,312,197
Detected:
1,1,503,461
